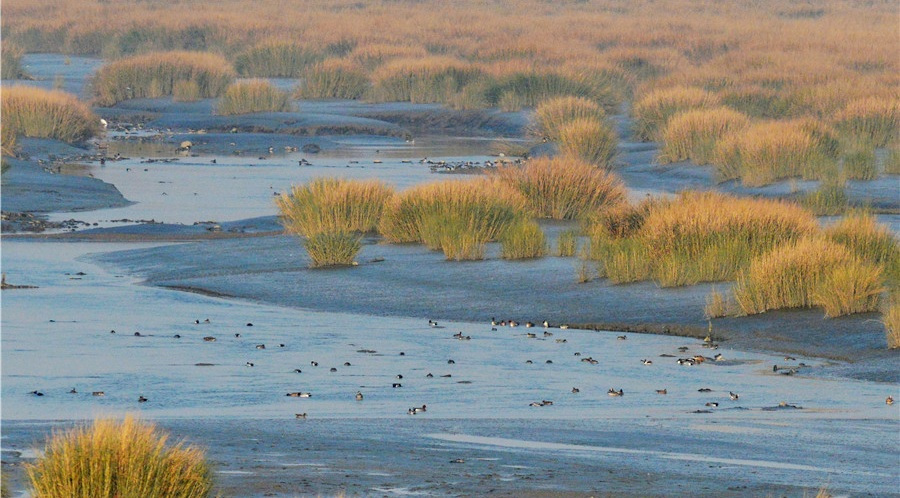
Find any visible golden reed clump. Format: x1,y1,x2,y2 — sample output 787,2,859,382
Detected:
2,86,99,143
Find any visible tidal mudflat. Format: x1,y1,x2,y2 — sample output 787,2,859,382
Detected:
2,47,899,497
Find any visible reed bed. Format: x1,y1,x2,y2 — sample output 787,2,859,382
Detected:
713,120,840,186
91,51,234,106
486,70,619,112
733,237,883,318
369,57,483,104
585,192,818,287
885,146,900,175
800,180,848,216
833,97,899,148
824,211,900,282
295,60,369,100
304,231,362,267
25,416,212,498
840,144,878,181
233,42,322,78
500,219,546,260
171,80,201,102
2,86,99,143
557,117,619,167
217,79,291,115
1,44,26,79
2,124,17,157
533,96,606,140
632,86,718,141
556,229,579,257
885,293,900,349
659,107,750,164
276,178,394,237
495,157,625,220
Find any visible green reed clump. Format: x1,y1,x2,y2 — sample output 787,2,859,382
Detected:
419,212,489,261
659,107,750,164
486,71,619,112
556,229,579,256
841,143,878,180
295,60,369,99
378,178,527,244
557,117,619,167
533,96,606,140
884,146,900,175
500,219,546,259
304,231,362,267
25,416,212,498
92,51,234,106
217,79,291,115
733,237,884,317
633,86,718,141
884,293,900,348
713,119,841,186
234,42,322,77
495,156,626,220
276,178,394,237
800,180,848,216
369,57,483,104
834,97,899,148
2,86,99,143
824,210,900,283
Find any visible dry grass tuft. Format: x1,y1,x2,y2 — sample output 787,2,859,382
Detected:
495,157,626,220
833,97,899,148
556,229,579,257
500,219,546,259
824,210,900,283
92,51,234,106
1,43,26,79
557,117,619,167
884,293,900,349
296,60,369,100
633,86,718,141
234,41,322,78
276,178,394,237
705,287,730,318
2,86,99,143
217,79,291,115
25,415,212,498
734,237,884,317
304,231,362,267
659,107,750,164
369,57,482,104
533,96,606,140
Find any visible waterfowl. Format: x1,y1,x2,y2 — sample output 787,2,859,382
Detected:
572,387,580,393
392,383,402,388
525,322,535,328
447,359,455,364
396,374,404,379
887,396,894,405
544,331,553,337
705,402,719,407
246,362,254,367
134,332,143,337
246,323,253,327
356,391,364,401
450,458,465,464
411,404,426,413
174,334,181,339
574,352,581,356
542,320,550,328
256,344,266,350
440,374,452,378
138,396,148,403
491,318,498,326
92,391,105,396
509,321,519,327
617,335,627,341
784,356,796,361
656,389,667,395
286,392,311,398
525,333,537,338
399,352,405,356
293,369,302,373
194,319,201,324
428,320,439,328
203,336,216,342
235,333,241,338
529,402,544,407
559,324,569,330
426,373,434,378
525,360,533,364
69,388,77,394
692,355,706,363
545,360,553,364
344,362,352,366
110,330,116,334
29,390,44,396
311,361,319,366
330,367,338,372
698,388,712,392
541,400,554,406
714,354,724,361
295,413,307,419
642,359,653,365
729,391,740,400
678,346,689,352
608,389,624,396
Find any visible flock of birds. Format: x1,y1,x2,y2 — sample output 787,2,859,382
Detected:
26,316,896,415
